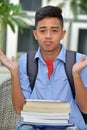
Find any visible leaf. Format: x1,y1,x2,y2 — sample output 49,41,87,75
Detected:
79,1,87,14
58,2,66,8
70,0,78,21
0,16,7,30
0,1,30,33
10,16,29,33
13,12,29,18
10,3,22,14
0,0,10,5
12,17,29,27
47,0,51,3
4,16,15,32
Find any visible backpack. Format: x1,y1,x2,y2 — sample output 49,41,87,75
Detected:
27,50,87,123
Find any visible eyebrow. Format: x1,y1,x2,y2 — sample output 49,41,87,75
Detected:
37,26,60,30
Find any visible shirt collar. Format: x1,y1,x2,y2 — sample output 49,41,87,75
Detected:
34,47,43,61
34,44,66,63
56,44,66,63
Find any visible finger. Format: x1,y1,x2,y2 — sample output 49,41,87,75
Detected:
80,55,86,62
0,50,4,55
0,50,7,61
11,56,17,61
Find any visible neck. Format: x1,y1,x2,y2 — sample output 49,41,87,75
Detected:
40,46,61,61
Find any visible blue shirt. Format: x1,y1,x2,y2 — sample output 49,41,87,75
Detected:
17,44,87,130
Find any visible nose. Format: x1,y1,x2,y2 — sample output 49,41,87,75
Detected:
46,30,52,38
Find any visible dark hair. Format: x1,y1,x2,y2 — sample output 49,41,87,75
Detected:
35,5,63,29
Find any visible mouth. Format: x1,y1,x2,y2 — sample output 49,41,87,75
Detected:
44,41,53,46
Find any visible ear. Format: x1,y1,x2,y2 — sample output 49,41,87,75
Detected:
33,30,37,40
61,30,66,40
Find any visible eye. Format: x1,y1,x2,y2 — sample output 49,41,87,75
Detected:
39,29,46,33
40,29,46,32
52,29,58,33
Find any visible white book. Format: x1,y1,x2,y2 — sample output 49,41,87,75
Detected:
21,111,69,120
25,99,62,102
23,99,70,114
22,116,68,124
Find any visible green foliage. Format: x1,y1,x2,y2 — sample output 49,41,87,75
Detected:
70,0,78,20
58,2,66,8
70,0,87,20
47,0,51,3
0,0,29,33
79,0,87,14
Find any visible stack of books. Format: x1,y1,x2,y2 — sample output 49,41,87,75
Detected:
21,99,71,126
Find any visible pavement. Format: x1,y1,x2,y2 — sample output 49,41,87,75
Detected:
0,66,10,85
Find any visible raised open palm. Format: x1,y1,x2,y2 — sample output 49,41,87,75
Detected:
0,50,18,72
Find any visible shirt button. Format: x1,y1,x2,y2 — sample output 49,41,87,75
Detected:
45,70,48,73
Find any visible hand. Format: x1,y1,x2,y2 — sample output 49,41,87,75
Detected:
72,55,87,75
0,50,18,72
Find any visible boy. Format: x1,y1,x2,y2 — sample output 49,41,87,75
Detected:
0,5,87,130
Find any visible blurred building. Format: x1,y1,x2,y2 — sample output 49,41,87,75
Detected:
4,0,87,58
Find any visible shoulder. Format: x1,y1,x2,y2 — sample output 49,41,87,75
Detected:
18,53,27,62
18,53,27,67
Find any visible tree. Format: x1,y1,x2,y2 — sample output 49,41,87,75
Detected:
58,0,87,20
0,0,29,33
70,0,87,20
0,0,29,52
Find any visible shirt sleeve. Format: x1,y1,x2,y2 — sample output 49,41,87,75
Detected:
18,53,32,99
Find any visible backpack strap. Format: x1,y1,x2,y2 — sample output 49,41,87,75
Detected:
64,50,76,99
27,50,38,91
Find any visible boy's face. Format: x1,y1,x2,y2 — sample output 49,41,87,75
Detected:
33,17,66,53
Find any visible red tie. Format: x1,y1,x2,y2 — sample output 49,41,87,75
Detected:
45,61,53,79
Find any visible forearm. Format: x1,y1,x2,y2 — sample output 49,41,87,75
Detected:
11,70,25,114
0,51,25,113
73,73,87,113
